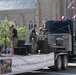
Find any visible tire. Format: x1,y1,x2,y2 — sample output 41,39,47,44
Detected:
62,55,68,70
55,55,62,71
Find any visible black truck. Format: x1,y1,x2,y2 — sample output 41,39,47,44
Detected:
45,20,76,70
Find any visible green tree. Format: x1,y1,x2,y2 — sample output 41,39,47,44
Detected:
0,17,26,46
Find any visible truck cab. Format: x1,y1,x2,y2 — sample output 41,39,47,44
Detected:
46,20,75,54
46,20,76,61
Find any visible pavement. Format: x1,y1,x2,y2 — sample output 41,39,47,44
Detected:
16,63,76,75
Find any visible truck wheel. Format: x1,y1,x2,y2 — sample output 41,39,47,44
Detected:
62,55,68,70
55,56,62,71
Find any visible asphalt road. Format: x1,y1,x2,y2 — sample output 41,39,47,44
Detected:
16,63,76,75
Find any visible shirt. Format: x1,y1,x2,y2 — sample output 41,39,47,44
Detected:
12,28,18,38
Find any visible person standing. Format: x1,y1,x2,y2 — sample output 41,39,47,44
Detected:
10,25,18,49
30,24,38,54
0,44,4,54
39,24,45,35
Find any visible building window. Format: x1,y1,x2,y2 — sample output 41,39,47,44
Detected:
28,20,34,31
27,19,34,34
13,19,18,26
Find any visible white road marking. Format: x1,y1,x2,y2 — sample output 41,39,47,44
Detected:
68,63,76,66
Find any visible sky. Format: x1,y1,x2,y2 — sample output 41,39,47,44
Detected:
0,0,37,10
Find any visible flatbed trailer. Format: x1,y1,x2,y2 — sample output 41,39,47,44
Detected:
0,47,68,75
0,53,54,75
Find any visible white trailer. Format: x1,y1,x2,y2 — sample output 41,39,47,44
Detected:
0,52,54,75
